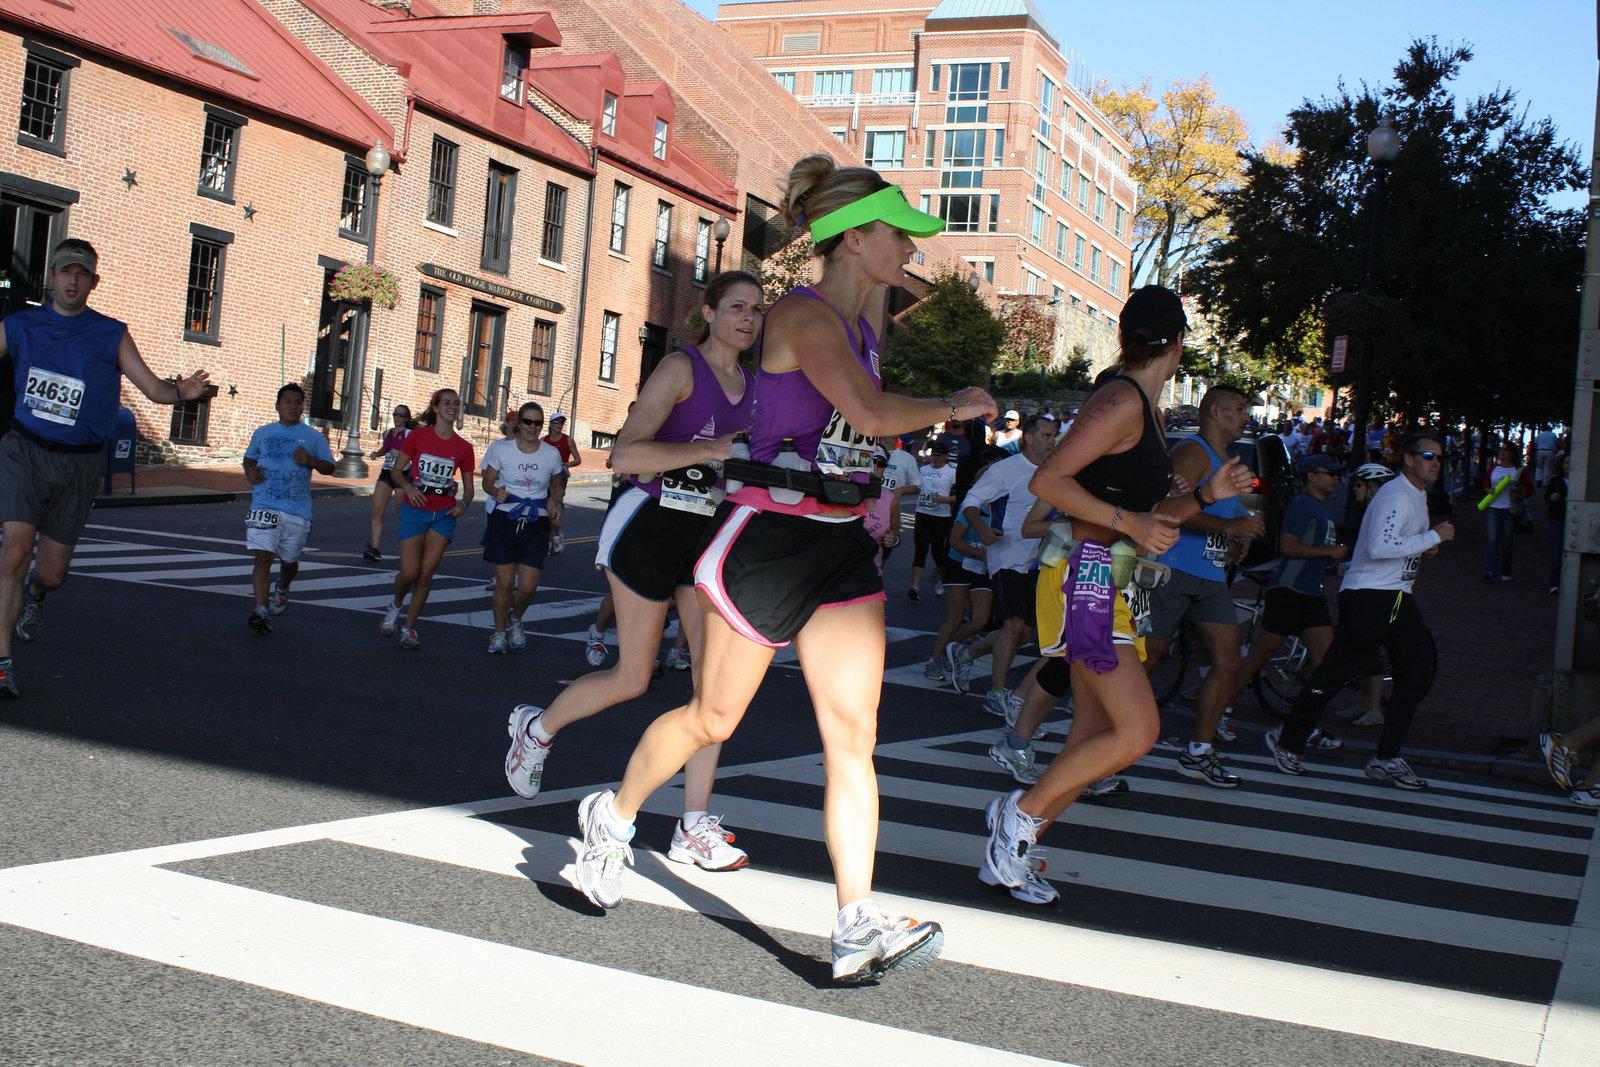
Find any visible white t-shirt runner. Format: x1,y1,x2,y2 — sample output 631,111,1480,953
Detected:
482,438,562,518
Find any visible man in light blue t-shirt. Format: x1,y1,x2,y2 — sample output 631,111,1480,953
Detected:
242,383,334,633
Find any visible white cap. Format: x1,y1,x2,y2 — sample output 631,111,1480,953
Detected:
1004,409,1020,421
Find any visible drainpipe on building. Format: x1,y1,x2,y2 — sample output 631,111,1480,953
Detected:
565,144,599,431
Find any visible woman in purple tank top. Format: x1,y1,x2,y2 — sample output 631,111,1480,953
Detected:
571,155,996,984
504,272,762,873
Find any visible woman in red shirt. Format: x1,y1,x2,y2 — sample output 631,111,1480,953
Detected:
542,413,581,553
382,389,476,649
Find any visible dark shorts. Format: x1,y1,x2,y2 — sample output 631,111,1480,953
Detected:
992,568,1038,628
1261,586,1333,636
595,485,716,602
0,430,102,545
942,558,990,589
1148,568,1236,639
695,503,884,647
483,509,551,568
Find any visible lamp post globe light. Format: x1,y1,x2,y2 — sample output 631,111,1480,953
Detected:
712,216,731,275
1350,114,1400,467
335,137,393,478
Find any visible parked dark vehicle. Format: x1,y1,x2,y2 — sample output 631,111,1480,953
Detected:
1164,429,1296,566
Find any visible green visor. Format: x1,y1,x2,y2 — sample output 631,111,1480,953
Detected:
808,186,945,243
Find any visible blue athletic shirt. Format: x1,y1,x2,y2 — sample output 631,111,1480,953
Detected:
244,421,334,521
1269,492,1337,595
1160,434,1245,582
6,304,128,446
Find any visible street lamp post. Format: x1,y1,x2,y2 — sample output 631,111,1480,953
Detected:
1350,113,1400,467
712,216,731,275
335,138,392,478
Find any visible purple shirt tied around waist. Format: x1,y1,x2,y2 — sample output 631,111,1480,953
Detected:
1063,540,1120,674
744,286,879,474
630,345,755,498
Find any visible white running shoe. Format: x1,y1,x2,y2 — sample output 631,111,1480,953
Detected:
665,647,691,672
1082,776,1129,797
507,618,526,650
1366,756,1427,790
1569,786,1600,808
667,814,748,871
585,626,608,668
1350,708,1385,727
981,688,1021,719
830,900,944,984
380,602,403,637
933,578,944,597
1306,727,1343,751
575,790,634,908
945,641,973,694
504,704,552,799
1003,698,1046,741
921,658,945,682
978,789,1058,905
1214,713,1237,743
549,532,564,554
399,627,421,650
1264,726,1304,775
988,740,1040,785
269,589,289,616
487,631,509,655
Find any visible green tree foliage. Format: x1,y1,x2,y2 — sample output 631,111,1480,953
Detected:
1190,39,1586,428
881,269,1004,397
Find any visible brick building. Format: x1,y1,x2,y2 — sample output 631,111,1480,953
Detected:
717,0,1139,371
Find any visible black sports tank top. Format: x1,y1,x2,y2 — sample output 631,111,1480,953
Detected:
1073,374,1172,512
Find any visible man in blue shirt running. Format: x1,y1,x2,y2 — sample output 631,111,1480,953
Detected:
242,383,335,633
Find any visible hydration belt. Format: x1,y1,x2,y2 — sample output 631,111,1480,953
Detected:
721,457,882,507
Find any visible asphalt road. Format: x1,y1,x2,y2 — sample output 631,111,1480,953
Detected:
0,488,1594,1067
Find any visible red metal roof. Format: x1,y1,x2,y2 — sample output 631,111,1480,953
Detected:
0,0,393,152
301,0,592,175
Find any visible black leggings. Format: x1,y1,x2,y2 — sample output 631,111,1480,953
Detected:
912,512,953,570
1280,588,1434,760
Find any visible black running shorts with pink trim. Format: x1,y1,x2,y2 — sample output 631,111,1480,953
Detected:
695,503,885,647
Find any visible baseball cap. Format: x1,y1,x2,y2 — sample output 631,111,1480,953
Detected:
1003,409,1020,421
53,243,97,273
871,444,889,463
549,412,567,423
808,185,944,243
934,442,956,457
1296,454,1342,475
1118,285,1187,343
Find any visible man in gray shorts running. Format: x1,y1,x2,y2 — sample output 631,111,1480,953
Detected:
0,239,212,696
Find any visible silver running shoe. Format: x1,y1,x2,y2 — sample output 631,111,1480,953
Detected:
831,900,944,984
981,688,1021,719
380,602,403,637
988,740,1040,785
15,589,43,642
1214,713,1237,743
1082,776,1129,797
665,647,691,671
269,589,289,616
504,704,552,799
978,789,1059,905
487,631,509,655
399,627,422,650
944,640,973,694
667,814,748,871
921,657,945,682
1264,726,1304,775
1569,786,1600,808
575,790,635,908
1176,748,1242,788
585,627,608,668
1366,756,1427,790
507,618,526,650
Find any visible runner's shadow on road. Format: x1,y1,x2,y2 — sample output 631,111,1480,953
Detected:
517,843,836,988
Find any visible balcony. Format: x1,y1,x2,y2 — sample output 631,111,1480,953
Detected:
797,91,918,108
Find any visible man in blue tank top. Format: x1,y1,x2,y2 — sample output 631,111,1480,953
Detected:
0,240,212,697
1143,385,1265,786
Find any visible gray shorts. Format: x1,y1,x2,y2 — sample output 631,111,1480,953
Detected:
1148,567,1237,639
0,431,102,545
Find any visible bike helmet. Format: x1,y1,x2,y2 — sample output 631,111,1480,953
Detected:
1353,462,1396,483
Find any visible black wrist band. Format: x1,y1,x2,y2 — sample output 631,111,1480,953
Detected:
1193,484,1213,510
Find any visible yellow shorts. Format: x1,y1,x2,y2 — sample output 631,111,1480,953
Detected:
1037,555,1147,663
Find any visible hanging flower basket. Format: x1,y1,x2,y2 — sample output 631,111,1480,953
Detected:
329,263,400,310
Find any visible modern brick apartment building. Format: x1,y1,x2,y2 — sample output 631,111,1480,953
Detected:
718,0,1138,371
0,0,980,463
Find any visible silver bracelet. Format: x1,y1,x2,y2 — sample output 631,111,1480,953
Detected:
1109,506,1122,531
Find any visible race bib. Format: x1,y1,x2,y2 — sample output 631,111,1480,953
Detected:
918,489,937,510
659,464,718,516
415,453,456,496
1123,582,1153,637
381,451,398,471
814,409,874,478
1401,554,1421,584
23,367,85,426
245,508,280,530
1202,531,1231,564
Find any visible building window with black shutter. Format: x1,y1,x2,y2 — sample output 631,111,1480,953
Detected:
482,162,517,274
598,311,619,382
17,41,78,155
183,224,233,345
170,397,210,445
528,319,556,394
427,137,458,226
338,160,369,240
609,183,630,255
414,286,444,372
540,183,567,263
197,106,245,202
652,201,672,269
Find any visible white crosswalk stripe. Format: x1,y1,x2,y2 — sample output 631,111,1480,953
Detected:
0,728,1592,1066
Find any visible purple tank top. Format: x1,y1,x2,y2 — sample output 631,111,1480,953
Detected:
631,345,755,498
745,286,879,475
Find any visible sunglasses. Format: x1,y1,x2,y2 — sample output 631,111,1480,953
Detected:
520,417,543,426
1410,450,1441,461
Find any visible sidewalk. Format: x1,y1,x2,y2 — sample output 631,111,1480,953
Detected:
94,464,1571,778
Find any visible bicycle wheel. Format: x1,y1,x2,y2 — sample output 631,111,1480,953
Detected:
1147,626,1192,707
1254,638,1308,720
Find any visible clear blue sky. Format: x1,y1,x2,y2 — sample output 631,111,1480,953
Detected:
698,0,1595,162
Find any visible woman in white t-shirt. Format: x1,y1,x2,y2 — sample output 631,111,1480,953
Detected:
480,401,564,653
1481,444,1533,582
